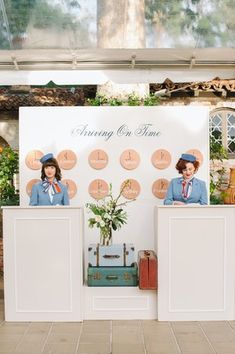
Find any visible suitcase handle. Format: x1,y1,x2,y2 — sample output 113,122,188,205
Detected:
106,275,118,280
103,254,120,259
144,250,151,257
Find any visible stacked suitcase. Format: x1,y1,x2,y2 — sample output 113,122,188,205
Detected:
87,243,138,286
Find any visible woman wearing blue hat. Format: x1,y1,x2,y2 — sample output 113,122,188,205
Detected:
29,153,70,206
164,153,208,205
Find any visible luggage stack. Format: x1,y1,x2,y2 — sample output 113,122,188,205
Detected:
87,243,138,286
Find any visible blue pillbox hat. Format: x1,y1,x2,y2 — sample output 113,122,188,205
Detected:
181,153,196,162
40,153,54,163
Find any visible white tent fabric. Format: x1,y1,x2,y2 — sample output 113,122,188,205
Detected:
0,48,234,84
1,68,235,86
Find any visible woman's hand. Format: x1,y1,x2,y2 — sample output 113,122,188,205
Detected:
173,201,186,205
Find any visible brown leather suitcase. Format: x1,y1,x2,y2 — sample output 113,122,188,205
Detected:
138,250,158,290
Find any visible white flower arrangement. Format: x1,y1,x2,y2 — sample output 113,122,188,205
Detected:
86,181,135,245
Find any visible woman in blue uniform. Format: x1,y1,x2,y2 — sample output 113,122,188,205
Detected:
164,153,208,205
29,153,69,206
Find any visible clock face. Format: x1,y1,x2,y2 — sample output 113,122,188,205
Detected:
61,179,77,199
121,179,141,199
186,149,203,166
88,179,109,200
57,150,77,170
151,149,171,169
120,149,140,170
88,149,108,170
152,179,170,199
25,150,44,170
26,179,41,196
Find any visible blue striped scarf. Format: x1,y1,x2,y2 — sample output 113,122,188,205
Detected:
42,178,61,194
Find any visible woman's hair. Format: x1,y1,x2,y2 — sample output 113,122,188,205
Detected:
41,158,62,180
175,158,200,174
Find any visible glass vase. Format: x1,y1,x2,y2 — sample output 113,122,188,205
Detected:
100,226,112,246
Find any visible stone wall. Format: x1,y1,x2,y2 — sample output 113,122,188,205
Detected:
0,111,18,150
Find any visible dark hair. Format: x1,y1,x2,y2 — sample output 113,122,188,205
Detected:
175,158,200,174
41,158,62,181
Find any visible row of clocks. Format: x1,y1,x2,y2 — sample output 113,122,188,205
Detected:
26,178,170,200
25,148,203,171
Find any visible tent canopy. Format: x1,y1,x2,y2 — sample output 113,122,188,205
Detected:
0,0,234,84
0,48,234,85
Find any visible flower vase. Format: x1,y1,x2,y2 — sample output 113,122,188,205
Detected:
100,227,112,246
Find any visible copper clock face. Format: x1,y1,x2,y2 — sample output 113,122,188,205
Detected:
120,149,140,170
88,179,109,200
57,150,77,170
88,149,108,170
152,179,169,199
121,179,141,199
151,149,171,169
26,179,41,196
61,179,77,199
186,149,203,166
25,150,44,170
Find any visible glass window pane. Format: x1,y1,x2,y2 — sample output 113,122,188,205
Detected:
228,113,235,125
227,112,235,153
0,0,234,50
209,113,222,144
228,141,235,154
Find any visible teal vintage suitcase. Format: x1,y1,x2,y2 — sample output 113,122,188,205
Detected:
87,263,138,287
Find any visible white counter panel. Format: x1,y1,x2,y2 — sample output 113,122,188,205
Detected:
3,207,83,322
84,286,157,320
156,206,235,321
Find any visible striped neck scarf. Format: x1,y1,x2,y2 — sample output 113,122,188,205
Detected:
42,178,61,194
181,178,193,199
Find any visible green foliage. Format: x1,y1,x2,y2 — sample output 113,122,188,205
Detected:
209,136,228,205
86,93,160,106
32,1,77,30
0,147,19,206
86,95,108,106
143,94,160,106
127,94,142,106
210,136,228,161
4,0,38,36
109,97,123,106
0,0,90,49
86,181,135,242
145,0,235,47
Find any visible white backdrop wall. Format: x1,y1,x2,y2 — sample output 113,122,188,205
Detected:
19,106,209,259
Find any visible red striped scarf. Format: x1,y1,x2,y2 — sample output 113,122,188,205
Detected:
182,179,193,199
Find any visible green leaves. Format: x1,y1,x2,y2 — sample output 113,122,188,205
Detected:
85,94,160,106
210,136,228,204
86,182,135,233
210,136,228,161
0,147,19,206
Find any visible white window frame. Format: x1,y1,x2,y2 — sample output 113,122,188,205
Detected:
210,108,235,159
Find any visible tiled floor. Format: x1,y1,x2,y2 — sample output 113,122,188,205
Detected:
1,277,235,354
1,299,235,354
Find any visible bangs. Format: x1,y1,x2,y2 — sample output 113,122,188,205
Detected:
43,159,57,168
